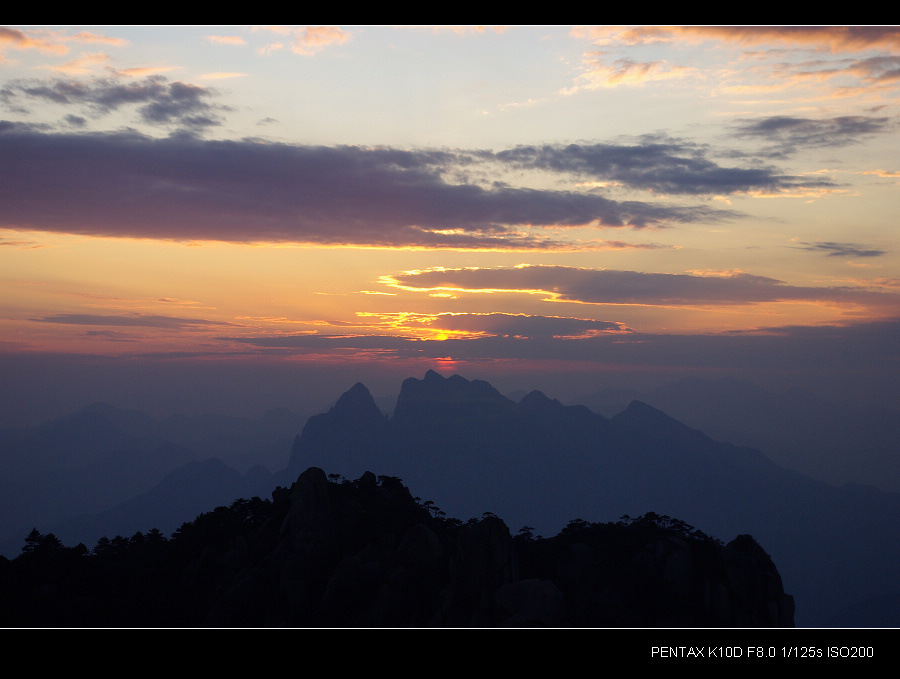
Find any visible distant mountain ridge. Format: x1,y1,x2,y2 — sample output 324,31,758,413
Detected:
2,370,899,626
0,404,300,558
285,370,900,627
571,375,900,492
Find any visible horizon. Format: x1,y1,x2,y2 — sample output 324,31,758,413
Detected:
2,25,899,427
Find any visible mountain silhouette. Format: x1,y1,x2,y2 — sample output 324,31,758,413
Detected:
56,457,275,547
287,382,390,481
285,370,900,626
0,467,794,627
573,376,900,492
0,404,300,557
2,370,898,626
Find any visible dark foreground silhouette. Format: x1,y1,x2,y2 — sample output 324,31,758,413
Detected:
0,467,793,627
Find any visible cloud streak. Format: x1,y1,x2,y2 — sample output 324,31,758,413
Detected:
30,313,238,329
0,26,68,55
0,129,745,249
352,311,631,340
794,241,888,258
566,26,900,120
219,318,900,387
1,75,229,130
579,26,900,53
385,265,900,312
493,139,836,195
733,115,894,154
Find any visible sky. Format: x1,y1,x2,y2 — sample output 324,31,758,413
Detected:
1,25,899,425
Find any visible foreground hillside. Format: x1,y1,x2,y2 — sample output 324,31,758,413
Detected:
0,467,793,627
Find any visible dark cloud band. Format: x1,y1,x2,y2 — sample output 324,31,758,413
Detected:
0,129,741,249
388,265,900,310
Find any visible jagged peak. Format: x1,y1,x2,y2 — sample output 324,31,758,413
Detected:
398,370,442,396
331,382,381,418
346,381,372,396
394,372,512,422
401,371,462,396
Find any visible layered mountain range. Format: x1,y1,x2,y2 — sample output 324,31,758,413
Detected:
285,370,900,627
2,370,898,626
0,405,296,559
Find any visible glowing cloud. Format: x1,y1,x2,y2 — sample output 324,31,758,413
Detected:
577,26,900,53
0,26,68,55
385,265,900,315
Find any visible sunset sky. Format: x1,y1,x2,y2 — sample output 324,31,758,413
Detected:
2,25,899,425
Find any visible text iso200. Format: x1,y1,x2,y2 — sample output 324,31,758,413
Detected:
828,647,874,659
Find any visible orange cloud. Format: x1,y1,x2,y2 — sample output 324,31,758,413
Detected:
116,66,181,77
291,26,350,55
862,169,900,178
385,264,900,318
576,26,900,53
251,25,350,56
206,35,246,46
414,25,507,35
563,55,694,92
66,31,127,47
0,26,68,55
46,52,111,75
